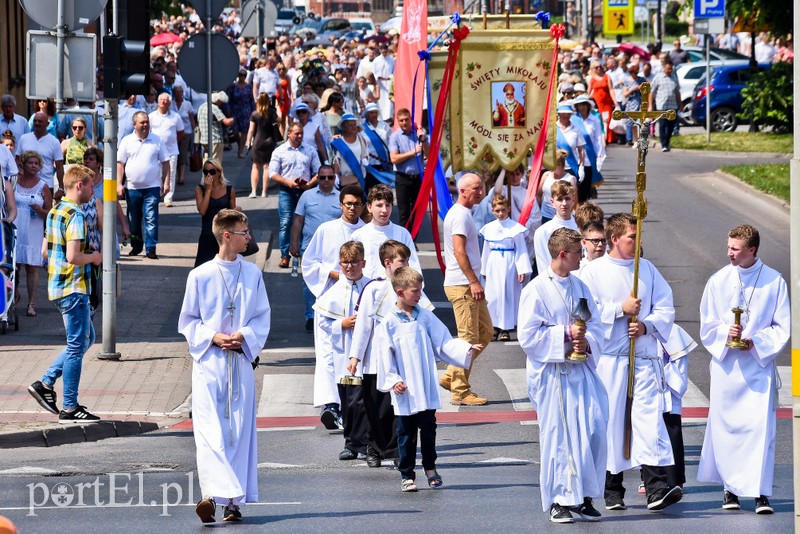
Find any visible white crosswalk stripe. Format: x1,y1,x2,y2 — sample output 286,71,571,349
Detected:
256,366,793,419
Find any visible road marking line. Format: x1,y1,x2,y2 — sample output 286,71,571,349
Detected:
493,369,533,412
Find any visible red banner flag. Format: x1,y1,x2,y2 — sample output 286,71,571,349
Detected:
394,0,428,126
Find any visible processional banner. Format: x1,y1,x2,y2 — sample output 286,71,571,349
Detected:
450,30,557,173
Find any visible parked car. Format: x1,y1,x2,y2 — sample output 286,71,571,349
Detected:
661,45,748,63
675,60,749,125
349,17,376,37
690,62,770,132
290,17,352,40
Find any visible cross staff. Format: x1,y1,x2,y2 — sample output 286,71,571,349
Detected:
611,82,676,460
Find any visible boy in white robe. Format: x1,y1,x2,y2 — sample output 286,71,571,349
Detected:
533,181,579,276
350,184,422,280
697,224,790,514
313,241,371,460
579,213,682,512
302,185,365,429
375,267,480,492
479,195,531,340
487,165,542,257
518,228,608,523
347,240,435,467
178,209,271,524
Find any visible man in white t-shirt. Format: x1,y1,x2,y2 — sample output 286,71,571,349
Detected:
17,113,64,192
149,93,185,207
117,111,170,259
440,173,493,406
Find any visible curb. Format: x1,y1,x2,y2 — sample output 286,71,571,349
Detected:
0,420,162,449
713,169,790,214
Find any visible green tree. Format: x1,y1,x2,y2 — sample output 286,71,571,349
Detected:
677,0,791,36
739,61,794,133
151,0,185,17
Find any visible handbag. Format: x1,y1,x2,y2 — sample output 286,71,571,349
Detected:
242,228,259,257
190,143,203,172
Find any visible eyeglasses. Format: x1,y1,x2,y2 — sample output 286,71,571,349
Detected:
342,202,363,209
584,238,607,245
227,230,249,236
318,175,335,180
72,125,85,131
202,168,218,175
340,260,362,266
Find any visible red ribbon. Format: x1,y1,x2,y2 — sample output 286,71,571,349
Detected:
407,26,470,272
518,26,562,226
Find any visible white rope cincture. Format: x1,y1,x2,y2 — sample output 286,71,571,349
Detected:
556,362,578,494
225,350,241,446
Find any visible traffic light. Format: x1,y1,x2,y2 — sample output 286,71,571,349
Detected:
104,35,150,99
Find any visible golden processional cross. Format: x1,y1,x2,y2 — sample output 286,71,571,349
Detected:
611,83,676,460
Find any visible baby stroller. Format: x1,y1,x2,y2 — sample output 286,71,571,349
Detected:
1,219,19,333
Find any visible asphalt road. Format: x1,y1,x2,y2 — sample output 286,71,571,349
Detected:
0,138,793,532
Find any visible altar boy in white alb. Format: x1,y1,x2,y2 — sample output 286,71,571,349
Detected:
178,209,271,524
578,213,682,512
519,228,608,524
697,225,790,515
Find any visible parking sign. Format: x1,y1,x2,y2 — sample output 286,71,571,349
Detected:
695,0,724,18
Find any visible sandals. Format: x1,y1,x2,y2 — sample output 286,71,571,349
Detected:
26,304,36,317
426,470,443,488
498,330,510,341
401,479,418,492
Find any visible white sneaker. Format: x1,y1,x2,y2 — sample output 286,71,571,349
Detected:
248,192,257,198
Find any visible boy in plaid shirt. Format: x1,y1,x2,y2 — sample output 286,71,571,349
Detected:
27,164,103,423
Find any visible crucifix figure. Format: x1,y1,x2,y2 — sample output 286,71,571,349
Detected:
611,83,676,460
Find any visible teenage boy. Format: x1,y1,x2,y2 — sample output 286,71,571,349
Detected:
579,213,682,512
28,165,102,422
303,185,365,427
313,241,370,461
375,267,481,492
533,181,579,275
518,228,608,524
348,240,434,467
697,224,790,514
350,184,421,280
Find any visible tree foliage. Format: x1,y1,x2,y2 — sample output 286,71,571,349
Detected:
151,0,185,18
739,61,794,133
676,0,792,37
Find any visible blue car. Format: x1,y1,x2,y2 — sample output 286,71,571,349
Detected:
690,62,770,132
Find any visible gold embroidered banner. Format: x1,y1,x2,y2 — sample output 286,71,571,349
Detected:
450,30,557,173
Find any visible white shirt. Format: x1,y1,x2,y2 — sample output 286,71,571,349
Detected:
253,67,279,97
148,109,184,156
443,203,482,286
118,132,169,189
17,132,62,188
171,99,195,134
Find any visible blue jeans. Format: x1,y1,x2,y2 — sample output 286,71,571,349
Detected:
658,117,677,149
278,187,302,258
396,409,437,480
42,293,95,410
126,187,160,252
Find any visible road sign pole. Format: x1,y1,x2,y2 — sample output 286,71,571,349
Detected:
705,36,711,142
55,0,66,113
206,2,213,160
257,0,264,59
98,98,121,360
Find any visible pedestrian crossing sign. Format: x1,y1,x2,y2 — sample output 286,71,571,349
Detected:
603,2,634,35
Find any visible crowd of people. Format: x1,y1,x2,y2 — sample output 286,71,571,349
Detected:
0,5,790,527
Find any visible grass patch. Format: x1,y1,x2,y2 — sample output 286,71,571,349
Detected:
721,163,790,202
671,132,793,153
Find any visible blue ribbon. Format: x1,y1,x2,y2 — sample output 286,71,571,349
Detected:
330,137,366,190
363,124,390,166
570,115,604,184
556,126,580,173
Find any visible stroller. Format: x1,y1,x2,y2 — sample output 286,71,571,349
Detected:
0,219,19,333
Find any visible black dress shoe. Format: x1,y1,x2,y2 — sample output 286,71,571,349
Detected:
338,448,357,460
366,445,381,467
128,248,143,256
146,250,159,260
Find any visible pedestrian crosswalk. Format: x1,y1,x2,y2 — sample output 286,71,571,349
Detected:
256,364,794,421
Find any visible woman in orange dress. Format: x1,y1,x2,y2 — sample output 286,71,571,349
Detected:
587,60,616,143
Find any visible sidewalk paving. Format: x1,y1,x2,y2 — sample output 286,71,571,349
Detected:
1,149,275,448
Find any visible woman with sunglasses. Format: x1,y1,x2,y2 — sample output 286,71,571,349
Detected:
60,117,93,165
194,159,240,266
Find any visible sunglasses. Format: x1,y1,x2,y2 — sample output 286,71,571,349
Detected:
72,125,85,131
318,175,335,180
202,168,218,175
